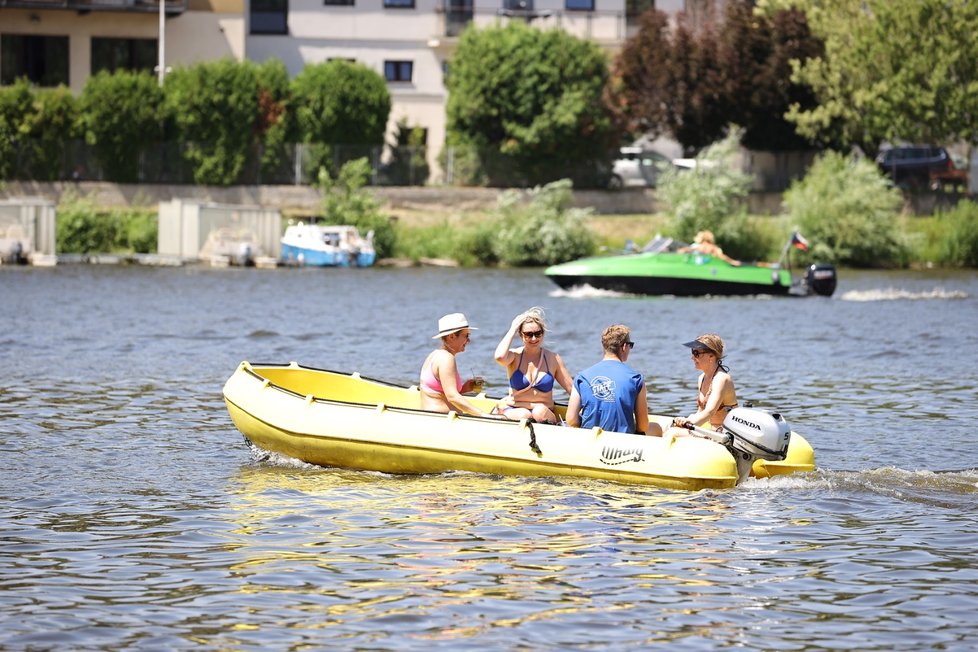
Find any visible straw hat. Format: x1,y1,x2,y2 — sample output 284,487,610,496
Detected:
433,313,477,339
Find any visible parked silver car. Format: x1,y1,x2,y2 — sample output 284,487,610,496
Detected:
608,147,674,189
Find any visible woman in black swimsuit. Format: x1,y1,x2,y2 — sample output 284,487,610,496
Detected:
673,333,738,430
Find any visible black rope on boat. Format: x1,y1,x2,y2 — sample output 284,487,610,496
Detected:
527,421,542,456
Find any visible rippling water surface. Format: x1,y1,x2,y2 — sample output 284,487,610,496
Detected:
2,265,978,650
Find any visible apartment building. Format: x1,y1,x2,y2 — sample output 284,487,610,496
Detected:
1,0,707,182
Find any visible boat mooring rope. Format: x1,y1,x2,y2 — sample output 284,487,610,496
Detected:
526,421,542,456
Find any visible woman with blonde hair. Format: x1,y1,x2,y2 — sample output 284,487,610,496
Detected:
673,333,738,430
679,230,741,266
493,307,574,424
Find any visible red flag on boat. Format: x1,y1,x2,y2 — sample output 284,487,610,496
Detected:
791,231,810,251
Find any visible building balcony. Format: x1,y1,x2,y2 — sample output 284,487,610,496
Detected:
0,0,186,15
435,0,655,42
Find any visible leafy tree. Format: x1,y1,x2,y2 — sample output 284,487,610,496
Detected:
603,9,672,141
764,0,978,151
318,158,395,258
782,150,907,267
718,2,824,151
162,58,260,185
79,70,163,183
253,59,294,178
23,86,79,181
666,12,728,152
446,22,616,187
610,2,824,153
0,79,34,178
292,60,390,176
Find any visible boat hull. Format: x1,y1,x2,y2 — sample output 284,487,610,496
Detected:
223,362,815,490
545,252,793,297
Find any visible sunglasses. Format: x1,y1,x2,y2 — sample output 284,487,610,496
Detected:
624,341,636,349
521,330,544,339
691,349,712,358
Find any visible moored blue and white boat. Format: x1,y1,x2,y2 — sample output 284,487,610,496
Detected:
280,222,376,267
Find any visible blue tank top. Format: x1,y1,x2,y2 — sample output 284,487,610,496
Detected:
509,351,555,393
574,360,644,434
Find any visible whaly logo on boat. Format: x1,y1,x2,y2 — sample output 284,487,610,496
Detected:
600,445,644,466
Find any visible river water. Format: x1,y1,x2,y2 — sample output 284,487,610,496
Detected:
2,264,977,650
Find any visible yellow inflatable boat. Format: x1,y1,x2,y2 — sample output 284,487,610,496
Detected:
222,362,815,491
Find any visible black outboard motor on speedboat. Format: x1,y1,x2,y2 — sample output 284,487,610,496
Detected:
721,407,792,483
803,263,837,297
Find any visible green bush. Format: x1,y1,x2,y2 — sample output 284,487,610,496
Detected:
782,151,908,267
490,179,596,266
80,71,163,183
318,158,396,258
657,129,753,242
57,193,157,254
934,200,978,268
163,59,260,185
57,194,118,254
714,214,787,263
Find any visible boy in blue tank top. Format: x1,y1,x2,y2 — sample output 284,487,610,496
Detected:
566,324,661,436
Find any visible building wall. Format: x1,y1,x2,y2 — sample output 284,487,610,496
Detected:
0,6,245,93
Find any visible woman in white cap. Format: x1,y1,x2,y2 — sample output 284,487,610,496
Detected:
419,313,494,417
673,333,738,430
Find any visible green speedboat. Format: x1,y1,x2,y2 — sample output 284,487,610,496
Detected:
545,236,837,297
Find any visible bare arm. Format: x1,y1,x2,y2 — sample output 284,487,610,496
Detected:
634,383,651,435
435,353,492,417
565,385,582,428
552,352,574,395
494,313,525,367
685,372,729,426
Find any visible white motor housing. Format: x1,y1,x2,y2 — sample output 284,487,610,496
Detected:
722,407,791,462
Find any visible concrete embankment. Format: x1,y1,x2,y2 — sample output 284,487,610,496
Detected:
0,181,791,215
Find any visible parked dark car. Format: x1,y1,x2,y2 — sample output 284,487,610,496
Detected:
875,145,953,190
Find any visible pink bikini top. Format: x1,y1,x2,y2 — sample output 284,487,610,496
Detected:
420,360,463,394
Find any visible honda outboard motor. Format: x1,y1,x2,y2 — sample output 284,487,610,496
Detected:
803,263,837,297
721,407,791,483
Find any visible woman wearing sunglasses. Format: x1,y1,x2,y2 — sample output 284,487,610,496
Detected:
672,333,738,430
565,324,661,436
492,307,574,424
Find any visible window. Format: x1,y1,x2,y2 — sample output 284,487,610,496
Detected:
503,0,532,9
91,38,157,75
384,0,415,8
324,0,355,5
251,0,288,34
1,34,69,87
565,0,594,9
384,60,413,83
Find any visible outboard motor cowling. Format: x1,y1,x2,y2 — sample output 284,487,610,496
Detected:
804,263,837,297
721,407,792,483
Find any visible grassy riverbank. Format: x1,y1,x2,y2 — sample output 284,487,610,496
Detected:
50,194,978,269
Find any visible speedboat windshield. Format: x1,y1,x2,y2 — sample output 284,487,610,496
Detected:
642,236,685,254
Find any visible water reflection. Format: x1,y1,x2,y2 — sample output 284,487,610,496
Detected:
3,265,978,649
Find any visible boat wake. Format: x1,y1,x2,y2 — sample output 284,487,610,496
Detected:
549,284,629,299
840,287,968,301
770,467,978,508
